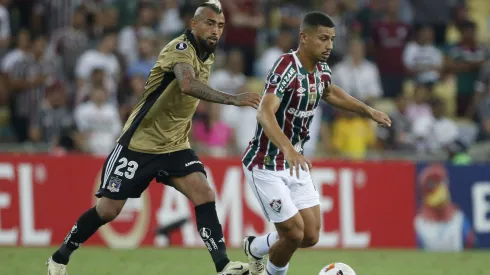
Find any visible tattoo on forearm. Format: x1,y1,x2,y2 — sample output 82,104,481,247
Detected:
174,63,233,105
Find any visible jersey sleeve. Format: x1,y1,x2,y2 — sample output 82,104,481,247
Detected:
263,56,295,99
159,40,196,72
319,62,332,86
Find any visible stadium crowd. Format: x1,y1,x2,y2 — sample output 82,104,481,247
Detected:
0,0,489,162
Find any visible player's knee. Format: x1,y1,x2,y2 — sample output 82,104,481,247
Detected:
301,231,319,248
195,185,215,205
96,199,124,222
277,218,304,249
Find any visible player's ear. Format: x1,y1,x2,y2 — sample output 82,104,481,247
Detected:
190,17,197,30
299,31,307,45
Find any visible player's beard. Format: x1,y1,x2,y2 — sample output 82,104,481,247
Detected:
198,37,218,54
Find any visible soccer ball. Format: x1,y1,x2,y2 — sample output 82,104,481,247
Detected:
318,263,356,275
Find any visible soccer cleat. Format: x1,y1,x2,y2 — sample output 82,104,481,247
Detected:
218,261,250,275
242,236,265,275
46,257,68,275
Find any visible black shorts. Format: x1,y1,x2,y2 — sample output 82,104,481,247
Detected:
95,144,206,200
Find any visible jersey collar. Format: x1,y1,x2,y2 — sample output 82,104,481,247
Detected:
185,29,211,62
290,50,317,75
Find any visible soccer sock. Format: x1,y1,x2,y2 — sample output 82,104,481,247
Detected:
250,231,279,258
195,201,230,272
52,207,107,265
266,260,289,275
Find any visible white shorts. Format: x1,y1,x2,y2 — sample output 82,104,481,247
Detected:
243,165,320,223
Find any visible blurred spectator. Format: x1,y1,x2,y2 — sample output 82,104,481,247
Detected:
377,94,414,150
209,49,254,154
475,60,490,140
118,2,156,65
445,21,487,117
321,0,356,65
47,6,90,83
332,38,383,102
355,0,385,42
29,82,81,152
410,0,464,46
74,87,122,156
127,35,158,79
406,85,433,123
8,34,57,142
75,31,120,90
331,111,375,159
403,26,443,90
1,29,30,74
193,103,235,158
158,0,185,38
0,77,14,142
370,0,410,98
412,98,459,153
0,0,10,57
279,0,306,32
256,28,294,77
120,73,145,122
222,0,265,76
76,68,117,107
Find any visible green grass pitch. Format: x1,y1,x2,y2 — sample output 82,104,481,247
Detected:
1,247,488,275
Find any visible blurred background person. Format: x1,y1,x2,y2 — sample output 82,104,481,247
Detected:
256,28,294,78
74,86,121,156
333,38,383,103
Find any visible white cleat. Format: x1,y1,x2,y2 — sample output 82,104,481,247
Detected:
217,261,250,275
242,236,265,275
46,257,68,275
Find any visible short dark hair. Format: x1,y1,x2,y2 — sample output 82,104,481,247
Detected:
301,12,335,31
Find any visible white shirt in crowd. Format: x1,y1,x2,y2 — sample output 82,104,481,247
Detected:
332,57,383,101
159,8,184,37
74,102,122,156
118,26,155,65
412,116,459,152
257,46,284,77
0,5,10,40
403,42,443,84
209,69,256,153
1,49,29,73
75,49,120,81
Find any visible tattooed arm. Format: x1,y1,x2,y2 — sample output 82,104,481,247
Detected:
173,63,261,108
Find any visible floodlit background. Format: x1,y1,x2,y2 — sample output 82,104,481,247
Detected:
0,0,489,274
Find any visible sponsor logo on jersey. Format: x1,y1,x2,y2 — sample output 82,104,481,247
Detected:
297,87,306,96
175,42,188,51
287,108,315,118
185,160,202,167
278,67,296,92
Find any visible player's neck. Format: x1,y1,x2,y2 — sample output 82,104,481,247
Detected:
296,47,316,73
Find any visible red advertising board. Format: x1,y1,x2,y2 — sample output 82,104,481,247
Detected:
0,155,416,248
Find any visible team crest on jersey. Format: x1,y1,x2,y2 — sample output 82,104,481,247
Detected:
309,92,317,105
268,73,282,85
318,81,325,95
175,42,188,51
269,199,282,213
107,176,122,192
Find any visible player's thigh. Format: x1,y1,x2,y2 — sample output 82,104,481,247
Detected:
156,149,213,205
96,144,158,201
242,165,298,224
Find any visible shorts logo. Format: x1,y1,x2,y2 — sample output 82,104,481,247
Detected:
269,199,282,213
185,160,202,167
268,73,281,85
199,227,212,240
107,176,122,192
176,42,188,51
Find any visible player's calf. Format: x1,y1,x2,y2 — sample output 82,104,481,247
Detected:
50,198,126,266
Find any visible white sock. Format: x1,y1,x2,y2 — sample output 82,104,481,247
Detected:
250,231,279,258
266,260,289,275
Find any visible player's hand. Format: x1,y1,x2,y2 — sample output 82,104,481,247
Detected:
368,108,392,127
232,92,262,109
284,147,312,179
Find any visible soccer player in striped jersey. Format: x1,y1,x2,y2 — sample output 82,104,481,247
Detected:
241,12,392,275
